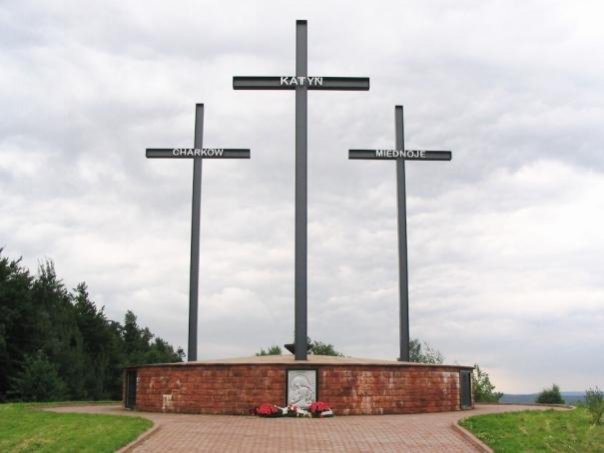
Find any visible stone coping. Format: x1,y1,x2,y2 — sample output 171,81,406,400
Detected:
126,354,473,370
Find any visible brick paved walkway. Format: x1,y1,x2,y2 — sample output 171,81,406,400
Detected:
49,404,556,452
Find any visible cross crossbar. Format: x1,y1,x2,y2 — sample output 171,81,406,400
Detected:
349,149,451,161
233,76,369,91
146,148,251,159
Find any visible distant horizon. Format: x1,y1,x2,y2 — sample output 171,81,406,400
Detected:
502,391,586,396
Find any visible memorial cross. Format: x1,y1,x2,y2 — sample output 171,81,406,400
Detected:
146,103,250,361
233,20,370,360
349,105,452,361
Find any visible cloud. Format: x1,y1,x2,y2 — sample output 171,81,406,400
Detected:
1,0,603,393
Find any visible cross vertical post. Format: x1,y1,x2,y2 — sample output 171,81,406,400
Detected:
294,20,308,361
348,105,452,362
395,106,409,362
189,104,204,362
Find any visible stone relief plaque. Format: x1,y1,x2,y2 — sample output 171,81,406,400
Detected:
287,369,317,409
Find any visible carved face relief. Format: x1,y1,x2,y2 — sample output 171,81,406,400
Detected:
287,370,317,409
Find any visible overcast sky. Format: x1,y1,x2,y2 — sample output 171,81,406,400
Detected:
1,0,603,393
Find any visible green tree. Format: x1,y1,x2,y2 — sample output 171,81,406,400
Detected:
123,310,152,364
104,320,129,398
121,311,183,366
31,261,87,400
0,251,34,401
409,338,444,364
536,384,565,404
585,386,604,425
10,350,67,401
145,338,185,363
473,364,503,402
72,283,118,399
256,345,282,356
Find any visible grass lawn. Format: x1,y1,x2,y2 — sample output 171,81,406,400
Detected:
0,403,152,453
460,407,604,452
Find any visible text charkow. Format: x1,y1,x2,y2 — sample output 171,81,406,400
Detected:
280,76,324,87
172,148,224,157
375,149,426,159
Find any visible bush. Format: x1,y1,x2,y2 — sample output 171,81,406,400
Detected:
256,345,282,356
585,386,604,425
409,339,444,364
309,340,343,357
536,384,565,404
473,365,503,402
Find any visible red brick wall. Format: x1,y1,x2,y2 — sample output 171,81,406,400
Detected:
129,364,471,415
319,366,462,415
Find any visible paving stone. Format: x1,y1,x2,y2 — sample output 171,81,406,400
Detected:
49,403,556,452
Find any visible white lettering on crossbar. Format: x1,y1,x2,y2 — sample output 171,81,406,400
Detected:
172,148,225,157
375,149,427,159
280,76,324,87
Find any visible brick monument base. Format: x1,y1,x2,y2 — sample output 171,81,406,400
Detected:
123,355,474,415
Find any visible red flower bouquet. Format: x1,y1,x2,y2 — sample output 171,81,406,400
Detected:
255,403,281,417
309,401,333,417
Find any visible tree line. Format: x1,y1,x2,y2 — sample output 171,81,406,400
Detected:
257,338,445,363
1,247,509,405
0,250,183,402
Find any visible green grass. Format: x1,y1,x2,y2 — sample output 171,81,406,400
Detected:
460,407,604,452
0,403,152,453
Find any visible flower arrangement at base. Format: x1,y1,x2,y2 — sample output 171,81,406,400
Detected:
309,401,334,418
286,404,311,418
253,401,334,418
254,403,282,417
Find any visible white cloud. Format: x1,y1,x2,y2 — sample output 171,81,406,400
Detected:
1,0,603,393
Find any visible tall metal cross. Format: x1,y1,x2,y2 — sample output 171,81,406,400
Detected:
349,105,452,361
146,103,251,361
233,20,370,360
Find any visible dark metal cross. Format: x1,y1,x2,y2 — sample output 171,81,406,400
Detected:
233,20,370,360
349,105,452,362
146,103,250,362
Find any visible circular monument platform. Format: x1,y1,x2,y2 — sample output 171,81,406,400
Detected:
124,355,474,415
